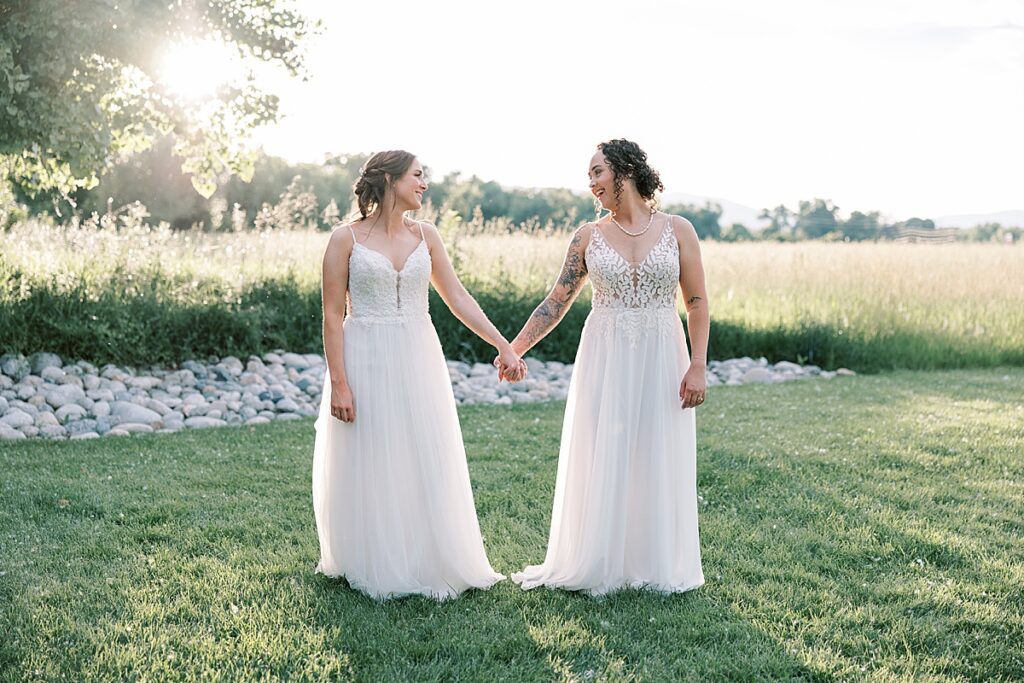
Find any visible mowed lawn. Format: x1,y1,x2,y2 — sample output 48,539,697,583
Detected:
1,369,1022,682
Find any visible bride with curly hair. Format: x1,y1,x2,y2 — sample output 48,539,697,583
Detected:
506,139,709,595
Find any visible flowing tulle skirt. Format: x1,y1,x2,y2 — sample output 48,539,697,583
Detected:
312,314,504,600
512,307,704,596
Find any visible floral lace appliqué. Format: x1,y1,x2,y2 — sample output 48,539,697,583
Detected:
584,223,682,348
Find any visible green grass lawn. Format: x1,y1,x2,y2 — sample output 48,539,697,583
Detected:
2,368,1022,682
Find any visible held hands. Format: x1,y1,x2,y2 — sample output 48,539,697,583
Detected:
679,364,707,410
330,382,356,423
493,346,528,383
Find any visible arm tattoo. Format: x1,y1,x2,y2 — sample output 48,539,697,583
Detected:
557,230,588,290
522,299,560,348
686,295,703,310
519,229,589,349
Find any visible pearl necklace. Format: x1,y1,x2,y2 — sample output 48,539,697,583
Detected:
610,209,655,237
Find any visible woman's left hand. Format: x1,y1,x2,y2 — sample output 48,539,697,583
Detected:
679,365,707,410
495,347,527,383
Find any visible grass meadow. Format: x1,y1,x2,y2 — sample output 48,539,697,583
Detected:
1,219,1022,371
1,368,1022,681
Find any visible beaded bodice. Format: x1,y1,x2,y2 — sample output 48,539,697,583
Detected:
346,233,431,321
585,222,680,310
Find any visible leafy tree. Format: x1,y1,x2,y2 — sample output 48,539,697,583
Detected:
721,222,754,242
0,0,317,200
426,172,592,226
894,217,936,230
759,204,795,240
664,202,722,240
840,210,881,241
795,198,839,239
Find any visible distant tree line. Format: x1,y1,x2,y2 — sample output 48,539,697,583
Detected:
2,141,1020,243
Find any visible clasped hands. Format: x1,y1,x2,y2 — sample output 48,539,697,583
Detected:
493,346,528,383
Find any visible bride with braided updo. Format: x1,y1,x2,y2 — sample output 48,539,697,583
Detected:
506,139,708,595
312,150,524,600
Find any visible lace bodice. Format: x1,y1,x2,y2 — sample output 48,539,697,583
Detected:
346,226,431,322
586,221,680,310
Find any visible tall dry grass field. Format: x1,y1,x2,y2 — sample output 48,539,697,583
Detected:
2,220,1021,370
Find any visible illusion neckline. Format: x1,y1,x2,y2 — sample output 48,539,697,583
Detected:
591,220,672,268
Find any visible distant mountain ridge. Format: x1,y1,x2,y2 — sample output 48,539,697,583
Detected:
660,192,1024,230
659,192,765,229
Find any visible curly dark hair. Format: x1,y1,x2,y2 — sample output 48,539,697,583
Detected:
597,139,664,213
353,150,416,219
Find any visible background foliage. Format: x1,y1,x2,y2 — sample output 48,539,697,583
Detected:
0,0,316,201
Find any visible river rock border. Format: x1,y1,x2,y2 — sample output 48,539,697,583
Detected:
0,352,854,441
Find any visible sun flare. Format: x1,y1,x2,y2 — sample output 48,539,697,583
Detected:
157,39,240,100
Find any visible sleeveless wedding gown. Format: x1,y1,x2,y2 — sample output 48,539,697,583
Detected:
512,219,705,595
312,223,504,600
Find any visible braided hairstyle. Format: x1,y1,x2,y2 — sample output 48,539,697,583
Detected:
597,139,664,213
353,150,417,219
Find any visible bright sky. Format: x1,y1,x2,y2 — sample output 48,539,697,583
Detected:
245,0,1023,220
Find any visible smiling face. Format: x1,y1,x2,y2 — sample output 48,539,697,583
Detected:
588,151,616,211
390,158,428,211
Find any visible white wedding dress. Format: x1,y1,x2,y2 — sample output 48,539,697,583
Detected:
512,219,705,595
312,223,504,600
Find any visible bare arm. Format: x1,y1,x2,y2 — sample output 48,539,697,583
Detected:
422,223,515,354
321,226,355,420
672,215,710,367
509,224,592,356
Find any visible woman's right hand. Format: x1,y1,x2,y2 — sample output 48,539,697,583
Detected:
331,383,356,423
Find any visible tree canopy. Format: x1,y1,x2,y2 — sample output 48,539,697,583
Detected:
0,0,316,199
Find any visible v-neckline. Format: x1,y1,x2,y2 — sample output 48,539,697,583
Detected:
354,239,425,274
593,220,670,268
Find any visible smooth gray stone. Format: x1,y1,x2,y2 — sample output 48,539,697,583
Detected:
180,360,208,379
29,352,63,374
118,423,154,434
66,419,99,436
39,425,68,439
110,401,161,424
184,416,227,429
87,388,115,402
35,411,59,428
0,354,31,381
275,398,300,413
45,384,86,409
281,353,310,369
0,425,27,440
144,398,171,416
55,404,87,423
0,408,34,428
211,367,233,381
184,403,209,417
40,366,66,382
